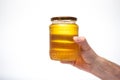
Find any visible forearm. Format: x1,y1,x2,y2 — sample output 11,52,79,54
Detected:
90,56,120,80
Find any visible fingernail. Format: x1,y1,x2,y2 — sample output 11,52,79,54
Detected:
73,36,80,42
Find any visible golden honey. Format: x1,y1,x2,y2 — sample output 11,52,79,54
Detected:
49,17,80,61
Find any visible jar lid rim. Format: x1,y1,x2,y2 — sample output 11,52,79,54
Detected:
51,16,77,21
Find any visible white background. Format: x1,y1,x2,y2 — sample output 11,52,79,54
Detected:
0,0,120,80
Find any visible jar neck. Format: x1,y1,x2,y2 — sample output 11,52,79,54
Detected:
52,20,76,24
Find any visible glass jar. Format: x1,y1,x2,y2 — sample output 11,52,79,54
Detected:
49,16,80,61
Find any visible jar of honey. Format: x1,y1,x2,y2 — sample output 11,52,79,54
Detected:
49,16,80,61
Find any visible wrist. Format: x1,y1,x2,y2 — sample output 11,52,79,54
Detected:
89,55,101,73
79,54,100,73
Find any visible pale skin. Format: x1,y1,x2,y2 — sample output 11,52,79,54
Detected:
62,36,120,80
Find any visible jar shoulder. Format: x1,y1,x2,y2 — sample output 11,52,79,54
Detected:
50,23,79,28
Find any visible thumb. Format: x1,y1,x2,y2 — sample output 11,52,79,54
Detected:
73,36,91,51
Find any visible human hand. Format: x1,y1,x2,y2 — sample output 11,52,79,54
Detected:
61,36,98,72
